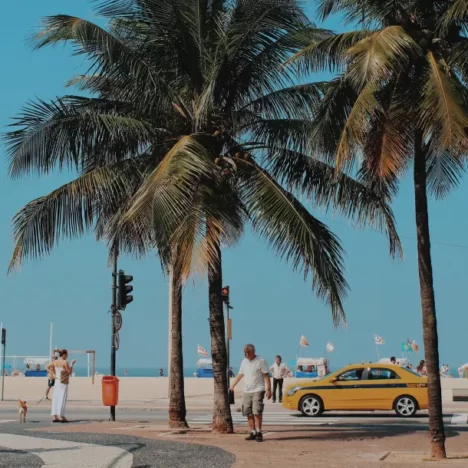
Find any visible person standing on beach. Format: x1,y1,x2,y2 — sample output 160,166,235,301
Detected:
269,355,289,403
45,355,58,400
229,344,271,442
46,349,75,423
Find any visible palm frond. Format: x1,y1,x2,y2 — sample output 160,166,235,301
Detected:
333,82,381,172
237,159,348,325
309,77,359,163
169,183,246,281
287,30,372,74
426,150,466,199
240,83,325,120
34,14,181,112
439,0,468,30
8,158,145,272
361,74,414,180
447,38,468,86
249,118,316,155
123,134,218,235
216,1,312,111
420,51,468,157
316,0,403,26
5,96,157,177
346,26,422,89
266,148,402,258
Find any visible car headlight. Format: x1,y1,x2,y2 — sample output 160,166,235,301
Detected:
287,386,301,396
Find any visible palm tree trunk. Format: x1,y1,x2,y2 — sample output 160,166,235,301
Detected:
413,133,446,459
207,223,233,433
168,261,188,428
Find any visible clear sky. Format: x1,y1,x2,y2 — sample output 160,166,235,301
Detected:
1,1,467,373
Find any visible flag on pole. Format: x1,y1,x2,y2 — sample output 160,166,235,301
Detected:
197,344,208,356
326,341,335,353
299,335,309,347
401,342,412,352
374,335,385,345
411,340,419,352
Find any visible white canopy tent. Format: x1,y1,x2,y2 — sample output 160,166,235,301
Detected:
296,357,328,366
24,357,49,366
379,358,409,367
196,358,212,367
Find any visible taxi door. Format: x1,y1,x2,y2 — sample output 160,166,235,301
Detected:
357,367,404,410
329,367,366,410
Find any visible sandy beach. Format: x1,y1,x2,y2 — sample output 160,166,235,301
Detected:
1,376,467,403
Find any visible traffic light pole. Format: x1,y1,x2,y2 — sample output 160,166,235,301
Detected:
225,302,230,387
1,327,5,402
110,246,118,422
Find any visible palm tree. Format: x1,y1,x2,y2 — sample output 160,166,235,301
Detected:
5,0,402,433
289,0,468,458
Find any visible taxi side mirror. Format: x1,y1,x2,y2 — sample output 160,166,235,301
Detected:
330,378,338,383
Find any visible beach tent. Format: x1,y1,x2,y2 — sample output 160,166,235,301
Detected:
379,358,409,367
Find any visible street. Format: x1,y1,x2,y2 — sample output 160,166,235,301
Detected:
1,403,468,427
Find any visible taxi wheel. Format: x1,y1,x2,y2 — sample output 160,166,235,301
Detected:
299,395,324,417
394,395,418,417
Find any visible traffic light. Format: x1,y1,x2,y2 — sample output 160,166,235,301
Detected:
118,270,133,310
221,286,230,303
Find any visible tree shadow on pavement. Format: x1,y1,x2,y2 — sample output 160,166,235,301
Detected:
267,426,468,442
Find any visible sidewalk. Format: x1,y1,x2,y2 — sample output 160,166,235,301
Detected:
37,419,468,467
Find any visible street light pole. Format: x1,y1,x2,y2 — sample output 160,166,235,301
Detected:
1,326,5,402
110,244,118,422
226,302,230,387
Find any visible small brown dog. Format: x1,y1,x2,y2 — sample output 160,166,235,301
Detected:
18,400,27,423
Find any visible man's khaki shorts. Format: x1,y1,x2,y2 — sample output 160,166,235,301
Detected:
242,391,265,416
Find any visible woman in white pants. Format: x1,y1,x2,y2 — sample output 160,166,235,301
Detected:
46,349,75,423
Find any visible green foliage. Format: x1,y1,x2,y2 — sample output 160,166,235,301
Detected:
5,0,404,325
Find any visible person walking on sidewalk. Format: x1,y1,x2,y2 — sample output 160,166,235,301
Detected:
229,344,271,442
270,355,289,403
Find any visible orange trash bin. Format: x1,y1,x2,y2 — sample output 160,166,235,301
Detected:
102,376,119,406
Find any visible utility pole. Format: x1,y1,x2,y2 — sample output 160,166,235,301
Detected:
110,245,118,421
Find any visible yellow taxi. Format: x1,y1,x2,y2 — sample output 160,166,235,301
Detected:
283,363,428,417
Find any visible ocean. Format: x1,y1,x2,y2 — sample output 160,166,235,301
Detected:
72,365,462,378
71,366,227,377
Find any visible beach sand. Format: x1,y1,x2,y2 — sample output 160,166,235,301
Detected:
1,376,467,403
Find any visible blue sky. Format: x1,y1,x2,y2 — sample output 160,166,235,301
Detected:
1,1,467,373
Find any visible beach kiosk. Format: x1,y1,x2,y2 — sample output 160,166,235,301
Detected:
195,358,214,378
458,363,468,378
295,357,329,378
